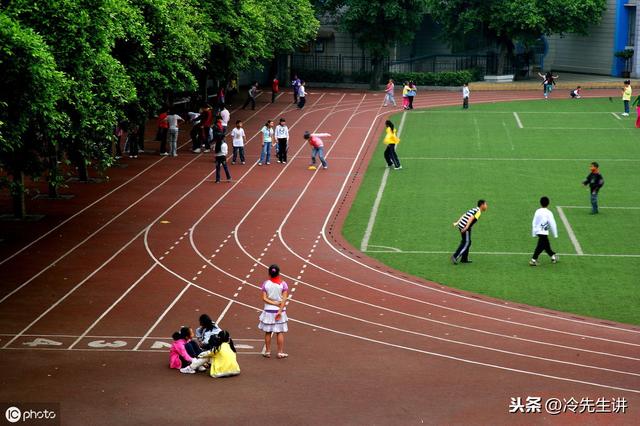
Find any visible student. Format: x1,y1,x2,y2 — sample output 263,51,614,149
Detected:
275,118,289,163
271,77,279,103
179,326,202,358
451,199,488,264
407,81,417,110
258,120,275,165
213,120,231,183
633,96,640,127
402,81,410,110
190,108,204,153
291,75,301,104
538,71,558,99
304,130,330,169
297,81,307,109
169,331,194,373
462,83,470,109
216,85,225,109
200,104,213,152
258,265,289,359
195,314,221,347
242,82,258,110
230,120,246,164
383,120,401,169
220,104,230,134
156,107,169,155
383,79,396,107
570,86,582,99
185,331,240,377
582,161,604,214
164,109,184,157
529,196,559,266
622,80,632,116
126,124,140,158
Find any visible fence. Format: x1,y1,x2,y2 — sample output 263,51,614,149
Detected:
291,53,533,82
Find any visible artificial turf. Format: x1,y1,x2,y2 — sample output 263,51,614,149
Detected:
342,97,640,325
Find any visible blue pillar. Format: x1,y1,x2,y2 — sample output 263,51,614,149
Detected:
613,0,631,76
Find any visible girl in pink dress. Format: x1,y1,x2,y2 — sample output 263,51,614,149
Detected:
258,264,289,359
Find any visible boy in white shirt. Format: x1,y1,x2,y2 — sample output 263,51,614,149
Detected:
530,196,559,266
462,82,470,109
220,105,230,133
230,120,246,164
275,118,289,163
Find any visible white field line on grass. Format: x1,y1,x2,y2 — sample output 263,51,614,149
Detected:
360,111,407,252
612,112,622,120
513,112,523,128
502,120,515,150
400,157,640,162
364,248,640,258
556,206,584,255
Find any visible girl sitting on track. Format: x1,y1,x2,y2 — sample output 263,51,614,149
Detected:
258,264,289,359
195,314,221,348
184,331,241,377
169,331,195,373
180,326,202,358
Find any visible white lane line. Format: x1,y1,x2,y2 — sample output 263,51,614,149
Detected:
216,300,234,326
557,206,584,255
513,112,523,129
360,111,406,252
0,139,193,268
612,112,622,120
3,162,218,349
132,284,191,351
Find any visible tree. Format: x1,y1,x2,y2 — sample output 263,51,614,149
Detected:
426,0,607,74
5,0,137,182
0,12,67,218
322,0,430,89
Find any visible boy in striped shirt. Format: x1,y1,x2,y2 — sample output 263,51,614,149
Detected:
451,199,488,264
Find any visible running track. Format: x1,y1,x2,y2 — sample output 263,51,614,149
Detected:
0,89,638,425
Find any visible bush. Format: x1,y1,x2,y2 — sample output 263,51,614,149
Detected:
390,69,479,86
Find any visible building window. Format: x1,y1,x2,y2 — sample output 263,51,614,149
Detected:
628,9,636,47
315,41,325,53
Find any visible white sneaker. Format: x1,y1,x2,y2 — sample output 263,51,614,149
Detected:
622,113,629,116
266,162,270,165
529,259,537,266
394,166,402,170
204,149,211,153
193,148,201,153
172,154,178,157
551,254,558,264
160,152,169,156
179,366,196,374
196,366,207,372
322,166,328,169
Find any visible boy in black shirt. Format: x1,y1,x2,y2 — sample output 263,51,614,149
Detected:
582,162,604,214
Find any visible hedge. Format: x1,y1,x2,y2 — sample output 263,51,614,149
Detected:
389,68,483,86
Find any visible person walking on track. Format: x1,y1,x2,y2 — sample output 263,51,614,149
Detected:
242,82,258,110
383,78,396,107
297,81,307,109
291,75,301,104
451,199,488,264
258,264,289,359
271,76,279,103
529,196,558,266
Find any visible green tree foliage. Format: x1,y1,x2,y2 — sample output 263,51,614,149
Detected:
427,0,608,73
321,0,430,88
0,12,67,217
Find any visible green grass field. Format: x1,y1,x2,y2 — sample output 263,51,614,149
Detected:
343,97,640,325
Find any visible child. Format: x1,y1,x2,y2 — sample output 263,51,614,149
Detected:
304,130,330,170
258,264,289,359
383,79,396,107
582,161,604,214
214,123,231,183
169,331,194,373
291,75,301,104
402,81,410,110
258,120,274,165
179,326,202,358
271,77,279,103
164,109,184,157
383,120,401,169
407,81,417,109
570,86,581,99
242,82,258,110
622,80,632,116
125,124,140,158
187,331,241,377
297,81,307,109
529,196,559,266
156,107,169,155
230,120,246,164
451,199,488,264
195,314,222,347
275,118,289,163
538,71,558,99
462,83,470,109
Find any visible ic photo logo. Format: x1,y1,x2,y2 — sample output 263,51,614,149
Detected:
3,405,58,424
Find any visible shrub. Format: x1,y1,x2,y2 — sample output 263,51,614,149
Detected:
390,69,479,86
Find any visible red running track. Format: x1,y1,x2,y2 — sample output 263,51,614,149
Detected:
0,89,638,425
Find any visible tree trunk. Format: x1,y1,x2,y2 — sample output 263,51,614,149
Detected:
11,171,26,219
48,141,59,198
78,158,89,182
369,56,384,91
